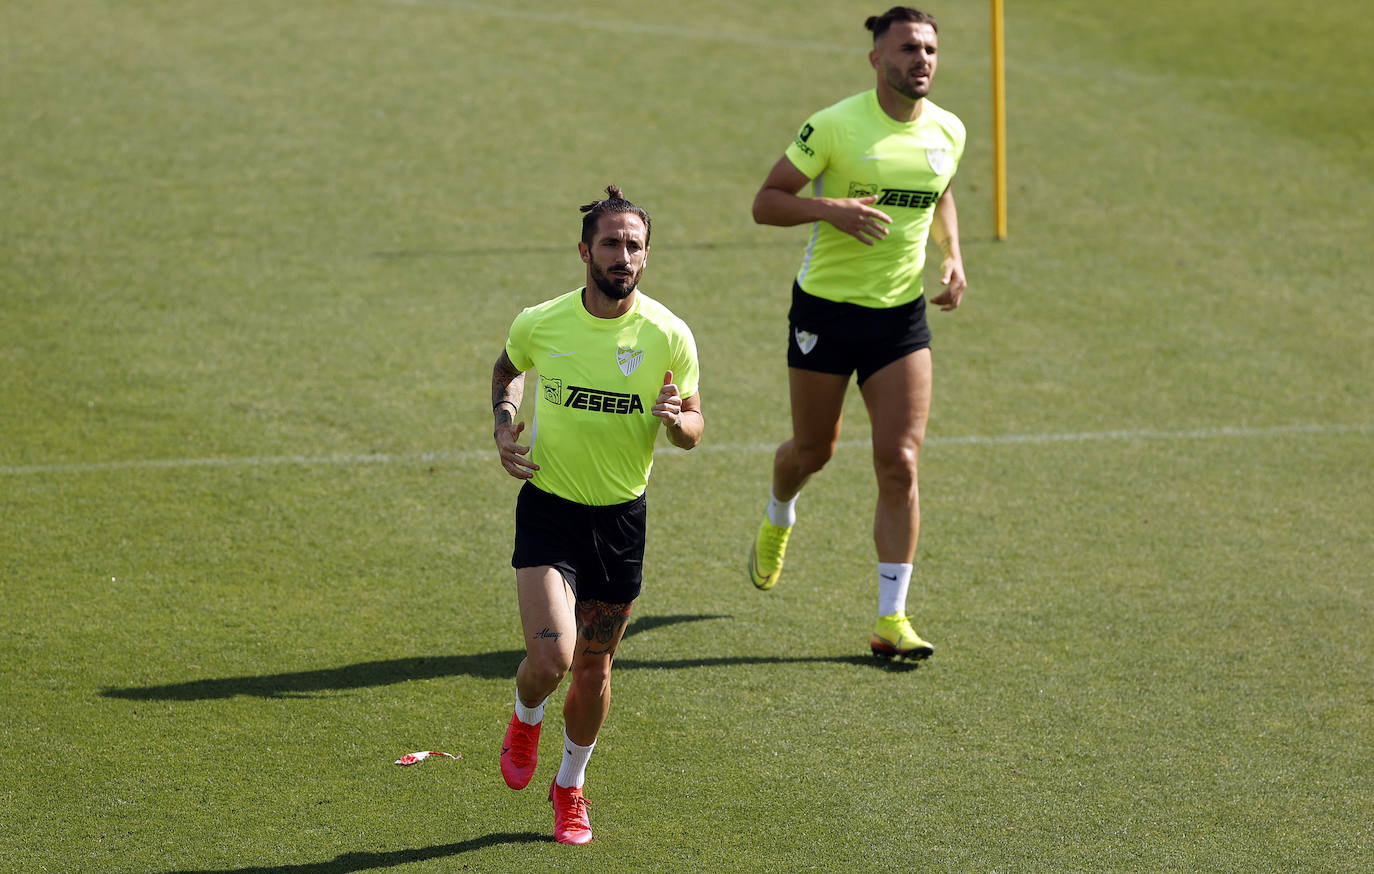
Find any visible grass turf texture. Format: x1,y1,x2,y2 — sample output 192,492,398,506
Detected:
3,0,1372,871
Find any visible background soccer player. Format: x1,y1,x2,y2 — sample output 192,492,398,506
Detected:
490,185,703,844
746,7,967,661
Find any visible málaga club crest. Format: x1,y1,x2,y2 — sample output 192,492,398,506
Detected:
616,346,644,376
926,147,953,175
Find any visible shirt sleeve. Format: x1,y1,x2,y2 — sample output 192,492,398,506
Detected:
505,307,535,372
671,320,701,401
783,110,831,180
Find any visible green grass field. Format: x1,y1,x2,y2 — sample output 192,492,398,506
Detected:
3,1,1372,871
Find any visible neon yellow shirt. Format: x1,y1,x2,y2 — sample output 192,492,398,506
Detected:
505,288,700,506
784,90,965,308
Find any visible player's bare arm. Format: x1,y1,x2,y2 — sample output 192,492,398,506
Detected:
929,186,966,311
492,349,538,479
752,155,892,246
652,369,704,450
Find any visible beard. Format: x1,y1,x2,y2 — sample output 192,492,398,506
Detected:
884,60,931,101
588,259,639,300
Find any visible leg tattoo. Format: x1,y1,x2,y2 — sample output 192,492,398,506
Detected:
575,600,632,657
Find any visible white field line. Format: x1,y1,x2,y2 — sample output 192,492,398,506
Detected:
2,423,1367,477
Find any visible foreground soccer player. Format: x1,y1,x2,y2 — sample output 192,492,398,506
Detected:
747,7,968,660
491,186,703,844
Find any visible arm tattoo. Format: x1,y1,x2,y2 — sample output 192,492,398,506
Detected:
533,627,563,641
576,600,633,656
492,351,525,421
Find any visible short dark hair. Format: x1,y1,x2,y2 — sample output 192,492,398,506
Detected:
865,6,938,42
579,185,652,246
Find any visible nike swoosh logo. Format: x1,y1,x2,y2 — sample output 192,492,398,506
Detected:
549,351,576,358
880,573,898,581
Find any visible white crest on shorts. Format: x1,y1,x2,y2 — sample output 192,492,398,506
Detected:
794,328,818,355
926,148,953,175
616,345,644,376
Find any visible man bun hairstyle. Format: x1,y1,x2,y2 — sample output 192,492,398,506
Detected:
865,6,938,42
579,184,652,246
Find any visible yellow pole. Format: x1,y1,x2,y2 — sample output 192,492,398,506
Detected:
991,0,1008,239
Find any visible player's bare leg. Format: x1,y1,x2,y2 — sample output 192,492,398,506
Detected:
562,600,631,747
501,566,576,789
550,599,631,846
773,367,851,500
515,566,578,703
751,368,849,589
861,348,931,563
860,348,935,659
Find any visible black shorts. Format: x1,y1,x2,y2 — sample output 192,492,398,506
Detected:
787,281,931,385
511,481,646,603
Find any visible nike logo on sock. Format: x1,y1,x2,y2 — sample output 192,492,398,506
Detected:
880,573,899,581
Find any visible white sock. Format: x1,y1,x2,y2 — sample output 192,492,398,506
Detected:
767,489,798,528
514,693,546,726
878,562,913,617
555,731,596,789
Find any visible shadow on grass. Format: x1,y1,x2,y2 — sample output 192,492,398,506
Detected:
163,830,548,873
103,613,924,701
